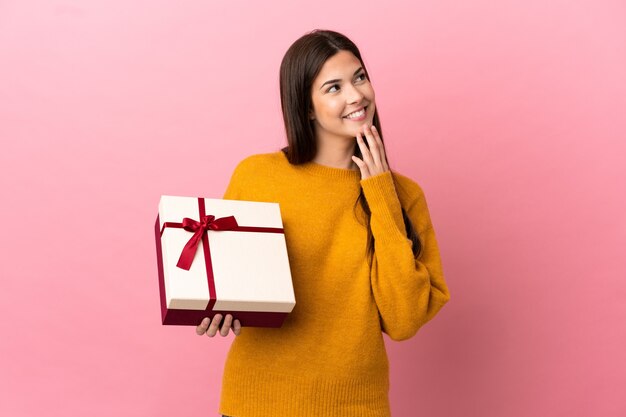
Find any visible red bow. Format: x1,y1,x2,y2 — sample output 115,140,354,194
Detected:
176,215,239,270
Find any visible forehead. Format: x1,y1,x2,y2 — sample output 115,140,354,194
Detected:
314,50,362,85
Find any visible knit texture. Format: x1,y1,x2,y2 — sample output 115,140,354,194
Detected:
218,150,450,417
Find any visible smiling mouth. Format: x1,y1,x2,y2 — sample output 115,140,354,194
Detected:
343,106,368,119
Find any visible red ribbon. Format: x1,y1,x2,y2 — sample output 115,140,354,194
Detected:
174,215,239,270
160,198,285,272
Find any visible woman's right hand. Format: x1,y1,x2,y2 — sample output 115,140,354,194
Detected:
196,314,241,337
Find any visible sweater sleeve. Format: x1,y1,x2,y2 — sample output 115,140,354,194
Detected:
360,170,451,341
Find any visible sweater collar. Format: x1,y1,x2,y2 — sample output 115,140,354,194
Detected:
279,151,362,181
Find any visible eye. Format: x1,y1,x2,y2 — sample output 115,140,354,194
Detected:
326,73,367,93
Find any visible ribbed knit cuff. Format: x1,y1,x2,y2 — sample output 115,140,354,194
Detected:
359,171,408,245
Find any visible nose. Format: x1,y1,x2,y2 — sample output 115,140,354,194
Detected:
345,83,364,104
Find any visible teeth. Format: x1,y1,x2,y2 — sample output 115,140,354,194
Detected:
345,108,365,119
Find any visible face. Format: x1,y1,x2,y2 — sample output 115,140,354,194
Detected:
309,50,376,143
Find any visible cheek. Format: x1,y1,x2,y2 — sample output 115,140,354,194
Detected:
323,100,343,117
365,85,375,101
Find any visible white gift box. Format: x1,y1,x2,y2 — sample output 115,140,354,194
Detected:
155,195,296,327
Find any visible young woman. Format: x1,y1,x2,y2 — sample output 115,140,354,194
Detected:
196,29,451,417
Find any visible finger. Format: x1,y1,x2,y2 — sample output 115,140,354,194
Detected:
207,314,223,337
220,314,234,337
351,155,370,178
356,132,374,168
363,125,383,169
233,319,242,336
357,131,376,175
196,317,210,335
370,126,389,171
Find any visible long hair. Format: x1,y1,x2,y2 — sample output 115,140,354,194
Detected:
278,29,423,264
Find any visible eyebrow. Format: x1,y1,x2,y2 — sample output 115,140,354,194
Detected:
319,67,364,90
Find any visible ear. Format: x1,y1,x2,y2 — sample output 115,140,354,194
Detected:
309,109,315,120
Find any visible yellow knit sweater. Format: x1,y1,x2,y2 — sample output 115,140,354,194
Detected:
218,150,450,417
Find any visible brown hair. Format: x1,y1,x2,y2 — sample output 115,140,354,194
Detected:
278,29,423,263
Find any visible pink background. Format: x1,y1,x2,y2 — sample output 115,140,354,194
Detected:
1,1,625,416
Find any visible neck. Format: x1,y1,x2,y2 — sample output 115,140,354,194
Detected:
312,135,358,171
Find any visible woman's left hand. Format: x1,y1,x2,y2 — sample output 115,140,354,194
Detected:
351,124,390,180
